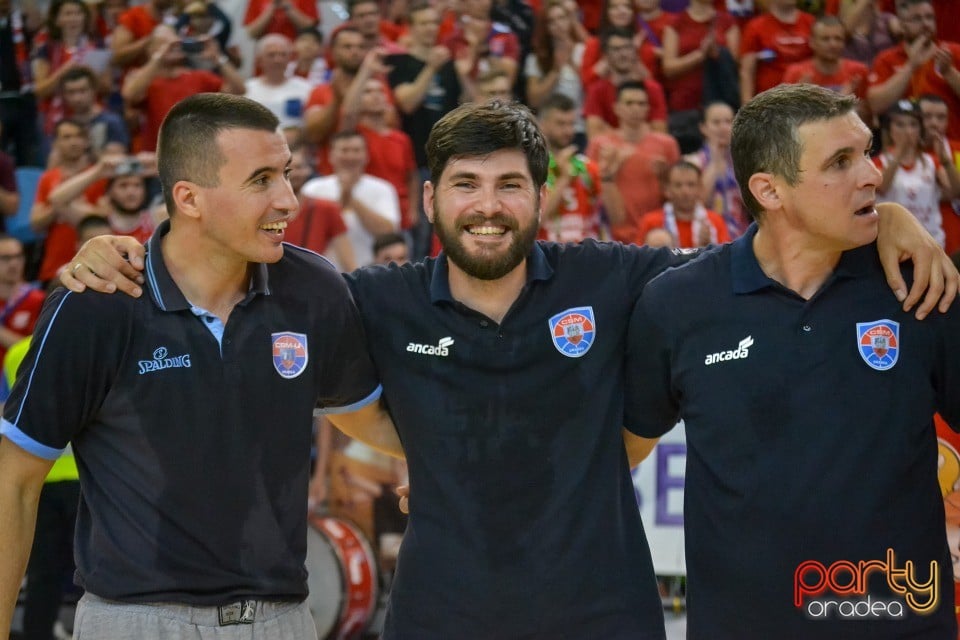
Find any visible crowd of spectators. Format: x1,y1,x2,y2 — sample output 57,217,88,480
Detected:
3,0,960,634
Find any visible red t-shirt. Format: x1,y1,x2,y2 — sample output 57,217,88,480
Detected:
357,124,418,230
135,69,223,152
580,35,661,89
583,76,667,130
740,11,816,94
111,212,157,245
664,10,737,111
0,286,45,363
243,0,319,40
782,57,870,98
285,197,346,254
35,168,106,282
118,5,160,41
539,154,603,242
636,208,731,248
443,24,520,79
869,41,960,141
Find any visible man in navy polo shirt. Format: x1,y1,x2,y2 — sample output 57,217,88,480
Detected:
625,84,960,639
62,101,959,638
0,94,401,639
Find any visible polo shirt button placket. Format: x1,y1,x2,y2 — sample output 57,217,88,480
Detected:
801,324,812,333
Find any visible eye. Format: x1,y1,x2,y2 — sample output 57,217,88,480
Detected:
834,156,850,169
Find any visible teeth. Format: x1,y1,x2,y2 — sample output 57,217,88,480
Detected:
260,221,288,231
467,225,506,236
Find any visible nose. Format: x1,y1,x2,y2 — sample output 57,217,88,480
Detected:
862,154,882,188
275,177,300,215
475,184,503,216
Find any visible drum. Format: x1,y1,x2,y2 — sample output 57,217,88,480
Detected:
306,515,379,640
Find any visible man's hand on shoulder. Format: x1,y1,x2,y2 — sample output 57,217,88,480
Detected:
60,235,147,298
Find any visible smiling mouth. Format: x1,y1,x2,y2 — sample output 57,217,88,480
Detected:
464,224,508,236
260,221,288,234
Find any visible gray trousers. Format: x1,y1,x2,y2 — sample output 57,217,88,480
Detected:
74,593,318,640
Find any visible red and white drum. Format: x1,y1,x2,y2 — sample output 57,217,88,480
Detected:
306,515,379,640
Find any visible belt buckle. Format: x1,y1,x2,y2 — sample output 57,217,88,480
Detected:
218,600,256,625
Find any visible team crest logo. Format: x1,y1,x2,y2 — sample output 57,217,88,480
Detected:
856,320,899,371
548,306,596,358
272,332,308,379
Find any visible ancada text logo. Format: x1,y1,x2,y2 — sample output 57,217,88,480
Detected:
794,549,939,620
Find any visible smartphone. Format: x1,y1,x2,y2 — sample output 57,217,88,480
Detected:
181,38,204,54
116,158,141,175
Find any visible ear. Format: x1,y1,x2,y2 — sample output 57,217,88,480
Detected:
422,181,435,223
172,180,202,221
747,172,782,215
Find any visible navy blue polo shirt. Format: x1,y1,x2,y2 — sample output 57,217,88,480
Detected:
625,224,960,639
346,240,683,640
1,220,381,605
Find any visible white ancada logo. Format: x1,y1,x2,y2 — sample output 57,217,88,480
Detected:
704,336,754,366
138,346,192,374
407,336,454,357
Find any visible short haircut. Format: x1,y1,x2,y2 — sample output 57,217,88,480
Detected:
600,26,634,52
348,0,378,14
157,93,280,213
700,100,734,123
53,118,86,138
330,24,363,47
60,65,97,89
372,232,406,255
256,33,292,57
408,0,435,19
918,93,947,107
76,215,112,237
295,27,323,44
731,84,858,221
426,101,549,189
329,129,366,148
538,93,577,118
667,159,703,179
616,80,648,100
813,14,844,30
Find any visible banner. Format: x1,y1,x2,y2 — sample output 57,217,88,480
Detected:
631,421,687,576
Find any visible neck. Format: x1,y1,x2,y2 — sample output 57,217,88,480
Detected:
262,70,287,85
161,224,251,322
671,204,695,220
619,122,650,141
813,57,839,75
447,259,527,325
770,5,797,21
0,280,20,300
752,224,841,299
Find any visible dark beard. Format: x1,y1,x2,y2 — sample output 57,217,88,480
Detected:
433,206,539,281
109,196,144,216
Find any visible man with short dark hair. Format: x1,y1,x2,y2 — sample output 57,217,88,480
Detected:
62,100,960,640
0,93,400,638
626,83,960,639
58,66,129,158
919,93,960,254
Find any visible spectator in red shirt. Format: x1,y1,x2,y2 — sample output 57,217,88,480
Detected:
919,93,960,255
580,0,659,89
121,25,244,152
867,0,960,141
110,0,176,68
636,160,730,248
244,0,318,42
739,0,815,105
0,235,45,363
832,0,900,67
443,0,521,83
327,0,404,57
783,15,870,117
583,26,667,138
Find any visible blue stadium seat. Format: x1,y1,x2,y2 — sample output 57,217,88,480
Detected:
10,166,44,243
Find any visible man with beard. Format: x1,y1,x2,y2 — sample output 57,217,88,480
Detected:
61,100,960,639
867,0,960,140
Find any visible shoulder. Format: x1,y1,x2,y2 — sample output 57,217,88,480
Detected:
643,244,728,301
273,243,344,291
345,260,429,305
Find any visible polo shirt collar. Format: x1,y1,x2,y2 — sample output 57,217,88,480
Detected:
144,219,271,312
732,222,876,294
429,241,554,304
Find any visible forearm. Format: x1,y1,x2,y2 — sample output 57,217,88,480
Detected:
29,203,56,232
218,60,246,94
867,66,913,114
283,4,316,30
623,429,658,468
330,234,357,273
543,177,570,221
349,198,397,236
394,68,435,114
526,70,560,107
879,157,899,193
31,61,62,99
739,54,756,104
941,162,960,199
326,402,405,459
245,8,274,39
49,164,102,208
304,101,341,143
944,67,960,101
0,189,18,217
111,31,150,67
336,76,368,133
840,0,871,32
121,61,161,104
599,178,626,225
